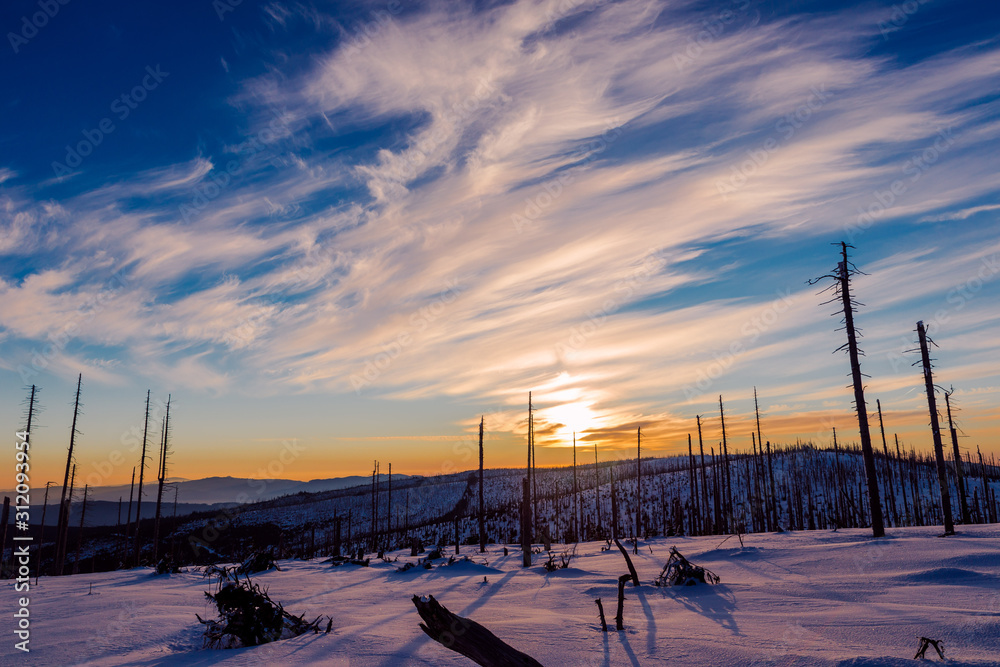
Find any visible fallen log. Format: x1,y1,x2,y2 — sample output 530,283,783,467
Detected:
412,595,544,667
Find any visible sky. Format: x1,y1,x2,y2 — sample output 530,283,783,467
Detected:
1,0,998,489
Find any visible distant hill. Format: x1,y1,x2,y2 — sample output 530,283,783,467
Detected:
1,474,410,525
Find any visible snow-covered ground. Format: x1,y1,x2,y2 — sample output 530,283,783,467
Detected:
12,526,1000,666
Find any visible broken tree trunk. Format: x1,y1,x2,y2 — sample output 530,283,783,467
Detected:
615,574,630,631
412,595,543,667
595,598,608,632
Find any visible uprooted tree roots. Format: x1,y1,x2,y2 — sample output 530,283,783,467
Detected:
654,547,720,587
197,573,331,648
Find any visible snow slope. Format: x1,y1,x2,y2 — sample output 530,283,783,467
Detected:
11,526,1000,666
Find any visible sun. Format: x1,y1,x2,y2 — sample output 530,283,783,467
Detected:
545,400,597,441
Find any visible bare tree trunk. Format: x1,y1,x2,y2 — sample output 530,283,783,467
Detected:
610,462,619,540
73,485,88,574
635,427,641,553
719,396,733,533
572,432,579,541
811,243,885,537
153,396,171,562
766,441,777,530
134,390,151,567
688,435,698,535
916,321,955,534
945,391,971,524
698,417,710,533
615,573,630,631
123,467,135,566
479,417,486,553
526,393,533,537
35,482,51,584
896,435,910,525
614,539,640,586
56,374,83,575
594,443,601,537
876,400,899,526
521,477,531,567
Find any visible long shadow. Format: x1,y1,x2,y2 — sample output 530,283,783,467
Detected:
617,631,642,667
665,583,741,636
632,588,657,655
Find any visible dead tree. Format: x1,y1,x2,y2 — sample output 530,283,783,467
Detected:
153,396,172,562
944,390,970,524
876,400,899,526
809,242,885,537
73,485,88,574
35,481,52,583
615,574,630,631
572,432,579,541
698,417,710,533
915,321,955,534
412,595,543,667
635,427,641,553
479,416,486,552
688,435,699,535
58,464,76,575
614,538,640,586
719,396,733,532
526,393,533,535
521,477,531,567
133,390,151,566
595,599,608,632
123,466,135,565
594,443,601,537
56,374,83,574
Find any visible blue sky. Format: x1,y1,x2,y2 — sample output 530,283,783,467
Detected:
1,0,999,485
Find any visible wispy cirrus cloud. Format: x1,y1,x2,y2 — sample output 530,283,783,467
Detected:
2,0,999,456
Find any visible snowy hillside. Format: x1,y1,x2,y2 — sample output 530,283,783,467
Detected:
41,445,1000,575
14,526,1000,666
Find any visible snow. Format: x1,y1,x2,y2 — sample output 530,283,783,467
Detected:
11,525,1000,666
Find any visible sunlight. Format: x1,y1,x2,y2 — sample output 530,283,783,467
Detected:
544,400,597,442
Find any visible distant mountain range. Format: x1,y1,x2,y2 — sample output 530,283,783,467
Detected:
2,474,411,526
